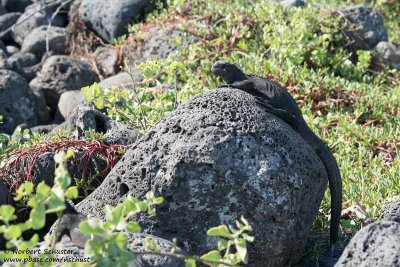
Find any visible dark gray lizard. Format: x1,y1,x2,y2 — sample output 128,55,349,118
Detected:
211,61,342,245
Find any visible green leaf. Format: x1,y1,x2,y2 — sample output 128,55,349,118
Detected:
123,197,140,215
105,205,124,225
119,250,136,262
234,238,248,264
66,149,75,159
31,204,46,230
0,205,15,223
144,68,154,79
166,62,178,75
18,221,31,232
185,259,196,267
81,85,90,94
106,238,122,257
15,182,34,201
65,187,79,199
79,218,105,235
84,239,103,258
28,195,41,208
200,250,222,263
155,197,164,204
36,182,51,200
126,221,140,233
146,191,155,200
96,96,105,109
46,196,65,213
207,225,233,239
4,225,22,239
26,234,39,248
217,239,228,251
114,232,128,249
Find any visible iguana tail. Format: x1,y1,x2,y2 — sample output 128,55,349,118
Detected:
297,121,342,245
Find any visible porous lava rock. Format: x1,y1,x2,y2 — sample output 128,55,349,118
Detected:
374,41,400,70
335,6,388,51
0,70,38,134
281,0,308,8
11,2,65,45
335,220,400,267
55,90,91,122
29,55,99,111
0,12,21,42
79,0,150,42
1,0,33,12
21,25,67,58
382,198,400,223
0,3,6,15
69,107,141,146
76,88,328,266
7,52,38,69
128,26,199,63
93,47,119,77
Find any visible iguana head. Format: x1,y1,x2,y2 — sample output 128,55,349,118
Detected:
211,61,247,84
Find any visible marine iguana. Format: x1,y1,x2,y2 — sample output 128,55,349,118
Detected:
211,61,342,245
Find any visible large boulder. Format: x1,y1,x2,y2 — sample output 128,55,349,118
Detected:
1,0,33,12
0,70,38,134
0,3,6,16
11,2,65,45
49,107,141,146
128,26,199,63
0,12,21,42
5,45,19,56
281,0,308,8
0,49,10,68
79,0,150,42
93,47,119,77
29,55,99,111
335,221,400,266
336,6,388,51
98,71,138,89
7,52,38,69
374,41,400,70
76,88,328,266
21,25,67,58
0,39,5,52
55,90,91,122
382,198,400,223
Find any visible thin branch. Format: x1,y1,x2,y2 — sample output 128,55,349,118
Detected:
46,0,74,53
0,0,70,39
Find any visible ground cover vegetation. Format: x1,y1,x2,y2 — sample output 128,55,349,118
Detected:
0,0,399,265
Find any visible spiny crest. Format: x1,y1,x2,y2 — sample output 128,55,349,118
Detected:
212,61,242,72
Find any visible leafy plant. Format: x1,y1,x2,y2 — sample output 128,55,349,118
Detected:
82,58,198,132
0,151,78,265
